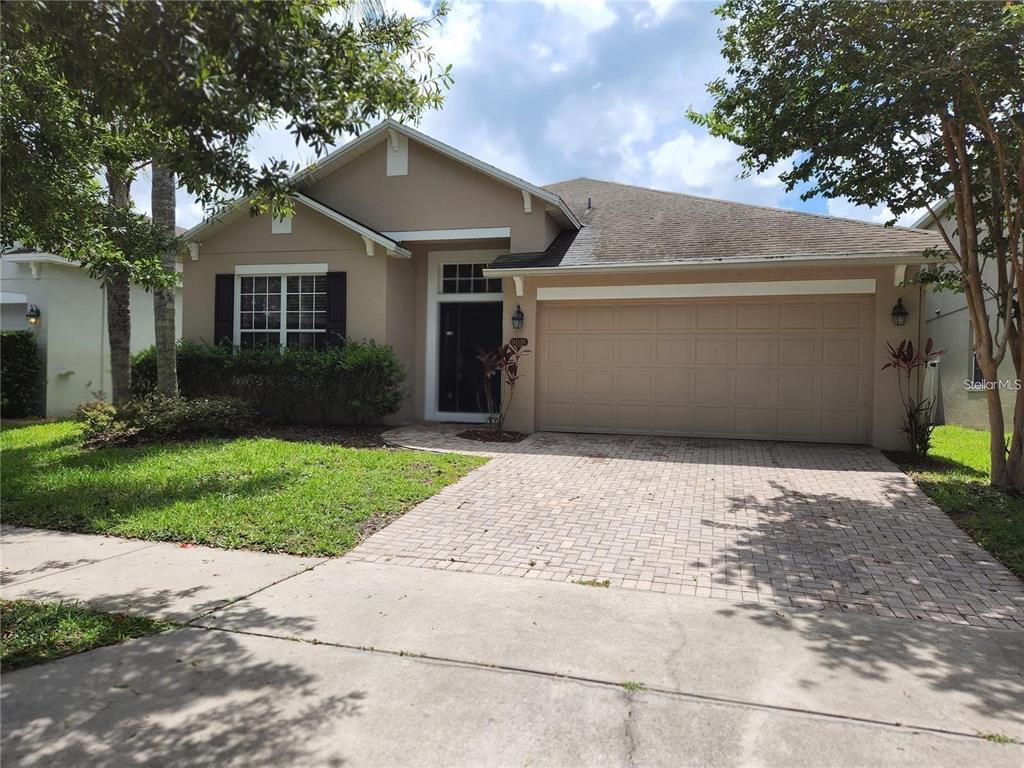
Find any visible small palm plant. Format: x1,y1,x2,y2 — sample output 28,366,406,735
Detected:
477,343,531,434
882,338,943,458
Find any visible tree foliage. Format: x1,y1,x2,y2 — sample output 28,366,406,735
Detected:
692,0,1024,487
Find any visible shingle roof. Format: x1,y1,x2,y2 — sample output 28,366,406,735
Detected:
489,178,945,270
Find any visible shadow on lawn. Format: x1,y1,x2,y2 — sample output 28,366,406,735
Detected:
711,472,1024,723
1,618,362,767
1,437,301,533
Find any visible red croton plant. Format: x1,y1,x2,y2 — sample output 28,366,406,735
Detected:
882,338,944,458
477,342,531,434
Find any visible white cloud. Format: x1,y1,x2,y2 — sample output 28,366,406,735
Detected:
539,0,615,32
428,1,482,69
648,131,737,191
826,198,894,225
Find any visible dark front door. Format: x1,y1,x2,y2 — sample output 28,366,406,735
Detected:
439,302,503,413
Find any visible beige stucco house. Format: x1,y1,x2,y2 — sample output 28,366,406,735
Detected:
182,120,944,450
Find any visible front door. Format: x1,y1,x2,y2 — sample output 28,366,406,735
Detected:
439,302,503,413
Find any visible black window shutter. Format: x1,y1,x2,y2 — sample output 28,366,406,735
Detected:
325,271,347,346
213,274,234,346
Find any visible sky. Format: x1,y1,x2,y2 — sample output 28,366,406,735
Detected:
132,0,910,230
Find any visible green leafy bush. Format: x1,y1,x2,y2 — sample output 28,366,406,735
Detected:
132,340,405,425
78,394,253,448
1,330,44,417
74,400,118,443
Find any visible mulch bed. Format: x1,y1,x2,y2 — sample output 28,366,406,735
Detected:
255,425,388,448
456,428,527,444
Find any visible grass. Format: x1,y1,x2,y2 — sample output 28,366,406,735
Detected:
1,599,172,671
620,681,647,692
575,578,611,588
889,425,1024,579
1,421,485,557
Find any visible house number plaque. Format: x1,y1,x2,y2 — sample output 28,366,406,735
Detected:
509,337,528,350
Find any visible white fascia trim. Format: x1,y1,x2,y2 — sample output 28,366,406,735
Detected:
4,253,73,267
536,279,876,302
294,194,411,258
383,227,511,242
236,263,328,275
483,251,937,277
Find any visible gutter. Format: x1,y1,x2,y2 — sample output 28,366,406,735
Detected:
483,251,946,278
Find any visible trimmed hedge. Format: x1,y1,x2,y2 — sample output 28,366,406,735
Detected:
1,331,43,418
132,339,405,425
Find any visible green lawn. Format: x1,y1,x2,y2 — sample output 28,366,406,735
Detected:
1,421,485,556
891,425,1024,579
1,599,171,671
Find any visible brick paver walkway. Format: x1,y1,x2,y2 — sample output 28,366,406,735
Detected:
356,432,1024,628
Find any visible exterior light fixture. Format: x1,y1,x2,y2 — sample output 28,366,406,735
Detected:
25,304,41,326
511,304,525,330
890,298,909,327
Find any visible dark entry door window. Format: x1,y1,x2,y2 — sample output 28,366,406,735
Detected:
439,302,502,413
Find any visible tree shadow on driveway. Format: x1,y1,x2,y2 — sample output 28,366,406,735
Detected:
715,474,1024,725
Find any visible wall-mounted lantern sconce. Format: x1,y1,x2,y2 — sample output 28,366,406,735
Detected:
511,304,525,331
25,304,41,326
890,298,908,327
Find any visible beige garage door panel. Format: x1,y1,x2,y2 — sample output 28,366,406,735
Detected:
537,296,874,444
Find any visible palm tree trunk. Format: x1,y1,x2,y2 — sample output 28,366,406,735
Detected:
151,163,178,396
106,168,132,405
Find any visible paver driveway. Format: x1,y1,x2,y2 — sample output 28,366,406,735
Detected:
355,432,1024,628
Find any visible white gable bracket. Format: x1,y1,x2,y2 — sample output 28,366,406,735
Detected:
512,276,524,297
387,127,400,152
361,235,375,257
522,191,532,214
188,242,200,261
894,264,907,286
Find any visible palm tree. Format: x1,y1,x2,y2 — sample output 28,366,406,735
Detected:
151,164,178,395
105,168,132,405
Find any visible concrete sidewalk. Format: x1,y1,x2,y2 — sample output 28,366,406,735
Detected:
1,525,323,622
2,527,1022,766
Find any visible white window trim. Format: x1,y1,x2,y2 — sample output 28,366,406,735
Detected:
232,272,327,348
535,279,876,302
424,249,508,423
235,263,327,276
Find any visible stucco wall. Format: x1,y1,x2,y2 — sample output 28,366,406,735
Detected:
1,258,181,417
498,263,923,451
184,204,388,345
306,139,558,253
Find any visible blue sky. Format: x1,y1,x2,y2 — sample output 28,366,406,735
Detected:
133,0,905,229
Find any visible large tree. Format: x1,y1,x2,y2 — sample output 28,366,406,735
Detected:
691,0,1024,488
2,0,450,401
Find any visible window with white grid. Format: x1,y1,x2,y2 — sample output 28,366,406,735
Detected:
239,274,327,349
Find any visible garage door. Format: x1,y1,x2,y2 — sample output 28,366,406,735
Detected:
537,295,874,443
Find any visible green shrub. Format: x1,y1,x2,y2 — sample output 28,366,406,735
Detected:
74,400,119,443
80,394,253,448
131,339,405,425
1,330,44,418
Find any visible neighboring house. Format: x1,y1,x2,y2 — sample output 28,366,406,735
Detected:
916,206,1014,430
0,248,182,417
182,120,944,449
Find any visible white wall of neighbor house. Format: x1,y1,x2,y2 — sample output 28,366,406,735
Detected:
922,215,1014,430
1,258,181,417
